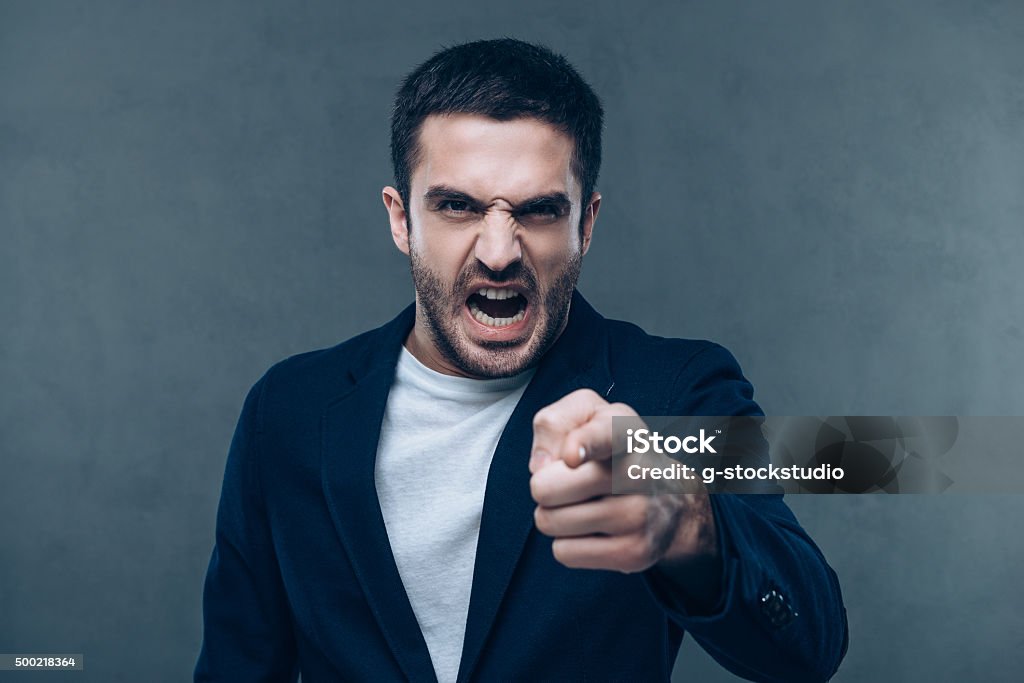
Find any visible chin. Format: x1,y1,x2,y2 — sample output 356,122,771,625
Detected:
457,344,538,379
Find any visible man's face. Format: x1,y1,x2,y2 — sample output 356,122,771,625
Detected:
383,113,600,379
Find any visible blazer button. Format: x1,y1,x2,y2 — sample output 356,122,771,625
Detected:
760,584,797,628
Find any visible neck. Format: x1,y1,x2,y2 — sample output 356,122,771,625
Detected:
403,321,478,379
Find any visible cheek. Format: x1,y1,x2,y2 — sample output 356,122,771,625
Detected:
411,224,475,273
528,232,581,276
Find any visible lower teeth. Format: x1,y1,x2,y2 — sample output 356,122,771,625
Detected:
469,302,525,328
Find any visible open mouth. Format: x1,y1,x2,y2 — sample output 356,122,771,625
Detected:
466,287,528,328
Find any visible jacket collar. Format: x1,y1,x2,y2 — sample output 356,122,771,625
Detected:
320,291,613,681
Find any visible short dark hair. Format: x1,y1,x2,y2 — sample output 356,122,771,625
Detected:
390,38,604,211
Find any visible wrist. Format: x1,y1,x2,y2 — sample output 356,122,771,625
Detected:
652,493,724,614
661,492,719,564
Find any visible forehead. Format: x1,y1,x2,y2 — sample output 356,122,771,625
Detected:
412,113,578,203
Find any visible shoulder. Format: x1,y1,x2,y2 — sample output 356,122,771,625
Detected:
245,317,399,427
602,317,724,374
267,329,368,389
271,325,377,382
600,316,759,417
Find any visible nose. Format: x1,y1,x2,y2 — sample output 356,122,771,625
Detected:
474,211,522,273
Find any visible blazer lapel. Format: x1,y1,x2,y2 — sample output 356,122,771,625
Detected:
457,291,614,683
321,304,439,682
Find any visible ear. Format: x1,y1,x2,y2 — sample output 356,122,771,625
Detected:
382,186,410,256
580,191,601,256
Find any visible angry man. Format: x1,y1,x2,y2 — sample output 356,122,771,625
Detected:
195,38,848,683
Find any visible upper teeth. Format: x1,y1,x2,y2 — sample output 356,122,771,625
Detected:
478,288,519,300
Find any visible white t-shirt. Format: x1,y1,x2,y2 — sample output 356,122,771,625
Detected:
374,346,535,683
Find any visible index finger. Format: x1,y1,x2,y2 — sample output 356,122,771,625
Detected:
529,388,606,474
559,404,647,467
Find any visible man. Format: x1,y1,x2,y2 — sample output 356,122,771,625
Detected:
195,39,847,682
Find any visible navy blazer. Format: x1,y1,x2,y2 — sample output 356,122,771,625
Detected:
195,291,848,682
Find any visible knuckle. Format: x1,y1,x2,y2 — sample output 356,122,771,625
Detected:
530,477,558,507
625,497,649,531
529,477,547,504
533,410,557,432
626,535,656,570
533,506,551,534
551,539,572,566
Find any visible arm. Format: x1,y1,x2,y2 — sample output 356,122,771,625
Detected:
529,344,848,682
645,343,848,682
194,375,300,682
646,493,848,682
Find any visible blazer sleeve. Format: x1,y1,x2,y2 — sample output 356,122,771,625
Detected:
194,375,300,682
643,343,849,683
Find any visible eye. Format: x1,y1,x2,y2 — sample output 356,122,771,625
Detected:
517,203,566,225
525,204,560,218
439,200,472,215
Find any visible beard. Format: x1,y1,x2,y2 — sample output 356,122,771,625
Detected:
408,242,582,379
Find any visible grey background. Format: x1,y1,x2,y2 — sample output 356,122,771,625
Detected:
2,1,1022,681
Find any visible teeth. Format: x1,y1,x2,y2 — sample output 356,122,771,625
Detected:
468,302,526,328
477,288,519,301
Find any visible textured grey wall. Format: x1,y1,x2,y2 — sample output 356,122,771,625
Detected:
2,1,1022,681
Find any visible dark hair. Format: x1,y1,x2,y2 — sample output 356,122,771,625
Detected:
390,38,604,212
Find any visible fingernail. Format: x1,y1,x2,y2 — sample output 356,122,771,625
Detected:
579,445,587,463
531,450,549,469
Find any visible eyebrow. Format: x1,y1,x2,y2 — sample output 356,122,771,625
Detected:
423,186,485,211
423,185,572,214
